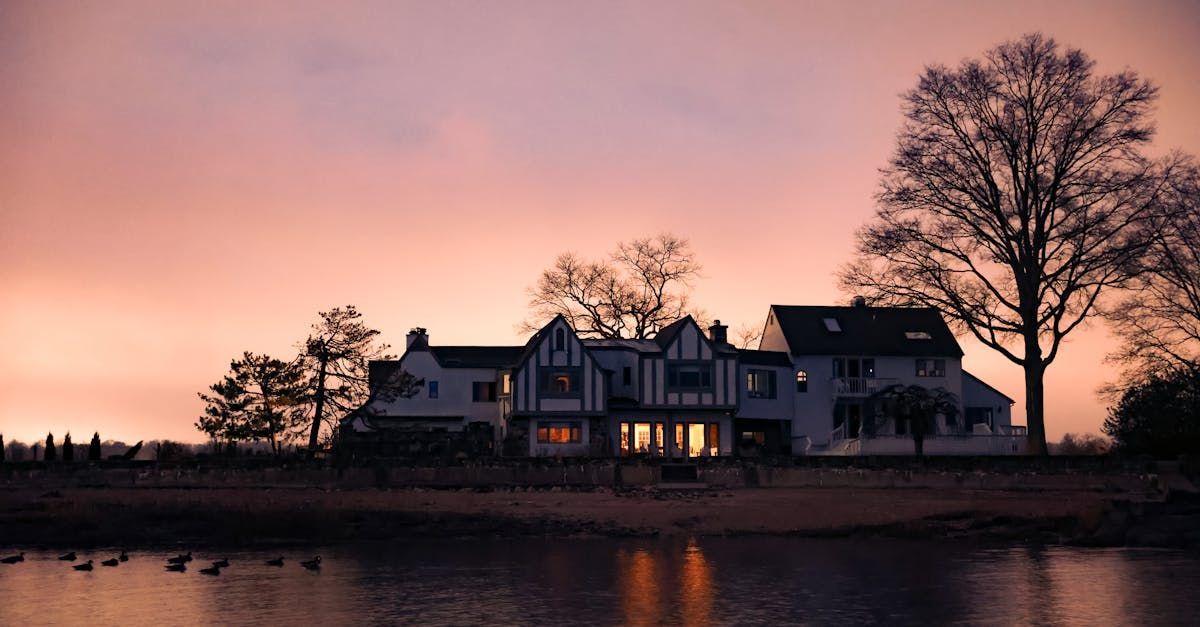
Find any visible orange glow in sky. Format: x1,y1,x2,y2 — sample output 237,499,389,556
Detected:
3,0,1199,444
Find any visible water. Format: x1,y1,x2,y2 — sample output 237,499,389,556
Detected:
2,538,1198,626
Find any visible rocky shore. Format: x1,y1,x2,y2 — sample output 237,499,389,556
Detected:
2,482,1197,550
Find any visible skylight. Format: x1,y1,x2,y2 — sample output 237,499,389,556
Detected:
905,331,932,340
823,318,842,332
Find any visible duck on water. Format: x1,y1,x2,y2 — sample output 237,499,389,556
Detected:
73,560,94,571
1,552,25,564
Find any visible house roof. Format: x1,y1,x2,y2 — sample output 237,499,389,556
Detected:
428,346,524,368
963,370,1016,404
737,349,793,367
582,338,662,353
653,316,692,349
769,305,963,357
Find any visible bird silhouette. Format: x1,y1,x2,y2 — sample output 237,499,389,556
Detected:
73,560,94,571
200,565,221,576
118,551,129,562
300,556,321,571
101,558,120,567
165,563,187,572
166,552,192,564
265,556,285,567
212,558,230,568
58,551,77,561
1,552,24,564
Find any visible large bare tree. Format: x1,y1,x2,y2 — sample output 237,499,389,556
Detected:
1105,165,1200,385
840,34,1182,454
525,234,703,339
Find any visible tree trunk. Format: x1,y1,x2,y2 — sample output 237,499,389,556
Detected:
307,352,328,458
1023,337,1049,456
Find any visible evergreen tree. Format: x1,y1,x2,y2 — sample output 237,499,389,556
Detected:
88,432,102,462
62,433,74,462
0,434,5,463
44,433,57,462
198,352,307,455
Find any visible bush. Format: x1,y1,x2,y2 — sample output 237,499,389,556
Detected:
1104,370,1200,458
1053,433,1111,455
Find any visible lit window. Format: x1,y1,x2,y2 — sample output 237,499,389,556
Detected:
536,421,582,444
502,373,511,394
796,370,808,393
540,367,581,396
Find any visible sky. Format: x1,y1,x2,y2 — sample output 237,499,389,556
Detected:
2,0,1199,445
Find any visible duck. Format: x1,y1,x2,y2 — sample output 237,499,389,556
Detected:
300,556,322,571
73,560,94,571
165,563,187,572
0,552,24,564
212,558,230,568
265,556,285,567
118,551,129,562
101,557,120,567
166,552,192,564
58,551,77,561
199,565,221,576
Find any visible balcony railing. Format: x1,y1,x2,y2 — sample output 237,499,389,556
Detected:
831,377,899,397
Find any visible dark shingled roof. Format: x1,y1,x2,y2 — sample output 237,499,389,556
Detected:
770,305,963,357
653,315,693,350
428,346,524,368
737,349,794,367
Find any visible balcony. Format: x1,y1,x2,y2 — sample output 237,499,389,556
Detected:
831,377,899,397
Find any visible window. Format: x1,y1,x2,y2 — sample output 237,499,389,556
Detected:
823,318,842,332
741,431,766,445
622,366,632,386
966,407,994,429
796,370,808,392
472,381,497,402
746,369,777,399
905,331,932,340
428,381,439,399
916,359,946,377
554,328,566,351
540,367,582,396
667,363,713,391
620,423,630,455
833,358,875,378
502,373,511,395
536,421,582,444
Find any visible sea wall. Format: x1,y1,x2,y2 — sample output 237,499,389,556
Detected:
0,460,1166,495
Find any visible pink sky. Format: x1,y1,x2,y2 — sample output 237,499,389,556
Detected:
2,0,1199,444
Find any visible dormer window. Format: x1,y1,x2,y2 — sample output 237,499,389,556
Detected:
554,328,566,351
540,366,582,397
905,331,932,340
823,318,842,332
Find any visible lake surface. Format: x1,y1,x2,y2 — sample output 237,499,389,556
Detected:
1,538,1198,626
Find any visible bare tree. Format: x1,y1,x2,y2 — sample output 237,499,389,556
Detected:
733,320,765,350
525,234,702,339
841,33,1182,455
1105,165,1200,387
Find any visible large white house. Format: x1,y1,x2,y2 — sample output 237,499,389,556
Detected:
345,301,1024,457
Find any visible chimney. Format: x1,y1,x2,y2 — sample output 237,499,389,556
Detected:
851,295,867,308
406,327,429,349
708,319,728,345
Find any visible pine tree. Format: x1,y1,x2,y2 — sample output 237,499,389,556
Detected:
0,434,5,463
62,433,74,462
45,433,57,462
89,433,102,461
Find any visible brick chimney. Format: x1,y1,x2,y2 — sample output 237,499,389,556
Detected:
708,320,728,345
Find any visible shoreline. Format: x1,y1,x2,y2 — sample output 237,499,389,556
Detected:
3,483,1197,551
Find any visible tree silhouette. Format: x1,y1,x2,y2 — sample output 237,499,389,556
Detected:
1104,165,1200,388
525,234,703,339
1104,370,1200,457
62,433,74,463
89,432,102,462
0,434,5,463
45,433,57,462
298,306,397,455
841,33,1186,454
198,352,307,455
869,384,959,457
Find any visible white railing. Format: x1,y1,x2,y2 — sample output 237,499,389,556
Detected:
831,377,899,397
830,423,846,442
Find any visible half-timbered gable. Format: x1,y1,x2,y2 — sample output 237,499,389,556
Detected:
638,316,738,410
511,315,607,416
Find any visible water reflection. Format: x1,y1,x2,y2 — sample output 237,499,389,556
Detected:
1,540,1198,625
